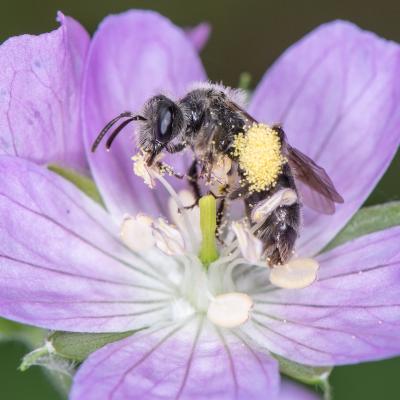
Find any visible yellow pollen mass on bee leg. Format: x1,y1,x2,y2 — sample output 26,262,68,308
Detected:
232,123,286,192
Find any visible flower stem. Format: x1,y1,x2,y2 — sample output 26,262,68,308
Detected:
198,195,219,267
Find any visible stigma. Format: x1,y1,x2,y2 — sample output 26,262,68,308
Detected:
232,123,286,192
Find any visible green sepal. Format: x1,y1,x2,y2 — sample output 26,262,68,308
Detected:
48,164,104,206
273,353,332,385
20,344,73,399
48,331,136,362
324,201,400,252
0,317,44,347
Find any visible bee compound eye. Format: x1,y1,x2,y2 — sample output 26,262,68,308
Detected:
157,105,174,142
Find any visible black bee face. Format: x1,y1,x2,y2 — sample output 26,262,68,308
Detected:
140,95,184,165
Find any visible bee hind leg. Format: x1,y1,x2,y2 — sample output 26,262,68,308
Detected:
256,203,300,266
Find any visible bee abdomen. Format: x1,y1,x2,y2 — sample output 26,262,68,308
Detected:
255,203,300,266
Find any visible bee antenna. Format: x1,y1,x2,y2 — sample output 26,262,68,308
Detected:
105,117,137,150
91,112,146,152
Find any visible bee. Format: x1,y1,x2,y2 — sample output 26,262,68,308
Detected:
92,82,343,266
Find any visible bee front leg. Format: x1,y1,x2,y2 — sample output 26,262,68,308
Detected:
216,197,227,239
184,160,202,209
166,143,187,154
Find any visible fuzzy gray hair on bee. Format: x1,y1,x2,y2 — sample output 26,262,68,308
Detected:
92,82,344,266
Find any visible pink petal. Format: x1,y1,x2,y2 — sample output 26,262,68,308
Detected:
249,21,400,255
0,157,178,332
185,22,211,52
71,318,280,400
83,10,206,221
245,227,400,366
279,380,320,400
0,12,89,172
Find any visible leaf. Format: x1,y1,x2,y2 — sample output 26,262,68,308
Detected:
48,164,104,206
324,201,400,252
48,331,136,362
273,353,332,385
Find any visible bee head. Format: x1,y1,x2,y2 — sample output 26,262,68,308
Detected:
139,95,184,166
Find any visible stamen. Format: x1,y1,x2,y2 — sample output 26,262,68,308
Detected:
153,218,185,256
198,195,219,267
210,155,232,185
120,214,154,252
231,221,262,264
155,173,197,251
168,190,201,251
269,258,319,289
232,123,286,192
207,292,253,328
132,152,155,188
132,151,197,251
251,188,297,223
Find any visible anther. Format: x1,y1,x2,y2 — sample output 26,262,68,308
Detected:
207,292,253,328
120,214,155,252
269,258,319,289
153,218,185,256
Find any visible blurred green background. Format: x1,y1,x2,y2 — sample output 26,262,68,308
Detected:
0,0,399,399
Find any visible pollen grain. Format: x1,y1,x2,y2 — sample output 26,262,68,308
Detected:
232,123,285,192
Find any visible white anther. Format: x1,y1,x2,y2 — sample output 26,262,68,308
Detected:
153,218,185,256
207,292,253,328
120,214,155,252
269,258,319,289
132,152,156,188
251,189,298,223
231,221,263,264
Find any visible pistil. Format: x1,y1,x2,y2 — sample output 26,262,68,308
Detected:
198,195,219,267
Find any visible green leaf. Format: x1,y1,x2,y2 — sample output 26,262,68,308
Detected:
48,331,135,362
324,201,400,252
273,353,332,385
48,164,104,206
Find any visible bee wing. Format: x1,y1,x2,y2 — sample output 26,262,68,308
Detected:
285,145,344,214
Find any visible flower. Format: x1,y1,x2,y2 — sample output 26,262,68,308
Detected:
0,9,400,400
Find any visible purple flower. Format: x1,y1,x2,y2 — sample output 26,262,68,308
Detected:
0,9,400,400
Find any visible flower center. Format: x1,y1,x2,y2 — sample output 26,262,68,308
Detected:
123,151,319,329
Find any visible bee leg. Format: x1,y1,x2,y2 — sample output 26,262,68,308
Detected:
184,160,201,209
166,143,186,153
153,161,184,179
216,197,226,239
228,184,249,201
271,124,286,141
246,181,300,266
256,203,300,266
